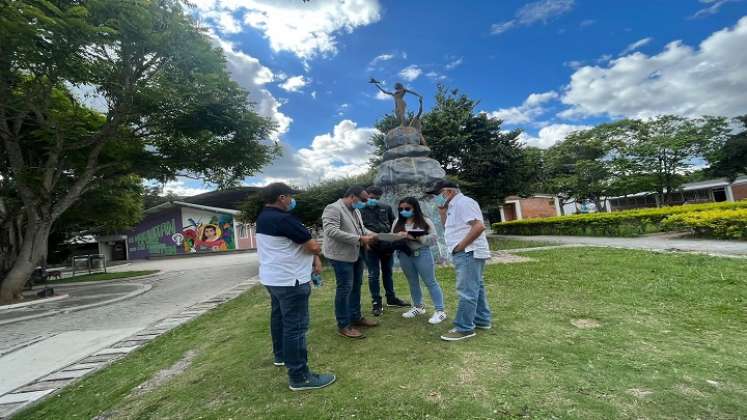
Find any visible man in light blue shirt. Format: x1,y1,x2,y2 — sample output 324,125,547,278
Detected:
427,180,492,341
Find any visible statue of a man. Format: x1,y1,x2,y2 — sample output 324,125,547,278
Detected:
370,78,423,128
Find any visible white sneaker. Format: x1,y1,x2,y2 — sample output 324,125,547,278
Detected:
402,306,426,318
428,311,447,324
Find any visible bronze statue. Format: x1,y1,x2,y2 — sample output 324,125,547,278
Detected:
370,78,423,129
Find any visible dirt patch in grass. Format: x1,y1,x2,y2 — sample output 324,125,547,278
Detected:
626,388,654,398
571,319,601,329
487,253,533,264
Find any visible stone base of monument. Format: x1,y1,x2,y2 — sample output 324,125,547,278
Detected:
374,126,449,263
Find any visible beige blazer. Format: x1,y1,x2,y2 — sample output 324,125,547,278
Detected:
322,199,370,262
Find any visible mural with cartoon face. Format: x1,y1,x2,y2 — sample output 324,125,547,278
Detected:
181,209,235,253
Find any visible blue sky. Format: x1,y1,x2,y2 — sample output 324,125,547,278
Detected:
164,0,747,195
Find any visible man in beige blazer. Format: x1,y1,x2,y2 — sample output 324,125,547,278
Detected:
322,186,379,338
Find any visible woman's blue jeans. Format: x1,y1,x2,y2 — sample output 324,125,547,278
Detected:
397,247,444,311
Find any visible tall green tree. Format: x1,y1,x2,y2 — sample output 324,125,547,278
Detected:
0,0,276,302
706,115,747,181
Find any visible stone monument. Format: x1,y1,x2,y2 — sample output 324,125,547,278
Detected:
369,79,449,262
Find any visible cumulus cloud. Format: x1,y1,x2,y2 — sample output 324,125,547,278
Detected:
487,91,559,125
399,65,423,81
212,36,292,137
254,120,378,185
426,71,447,81
520,123,592,148
560,17,747,120
279,75,309,92
491,0,575,35
370,53,395,65
375,90,390,100
159,178,213,197
619,37,653,55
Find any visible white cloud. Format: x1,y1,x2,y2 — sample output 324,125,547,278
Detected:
445,57,463,70
211,36,292,137
520,123,592,148
399,65,422,81
279,75,308,92
375,90,390,100
254,120,378,185
369,53,395,65
426,71,447,81
560,17,747,120
620,37,653,55
67,83,109,113
311,91,317,99
487,91,559,125
160,179,213,197
580,19,595,27
691,0,741,18
242,0,381,60
492,0,575,35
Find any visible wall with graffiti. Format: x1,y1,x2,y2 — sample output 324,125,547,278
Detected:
127,208,182,259
179,208,236,254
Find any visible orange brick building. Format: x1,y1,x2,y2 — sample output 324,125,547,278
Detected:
499,194,561,222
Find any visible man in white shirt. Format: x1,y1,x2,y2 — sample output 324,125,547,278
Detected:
427,180,492,341
256,183,335,390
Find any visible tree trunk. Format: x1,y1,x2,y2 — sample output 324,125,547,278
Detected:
0,220,51,304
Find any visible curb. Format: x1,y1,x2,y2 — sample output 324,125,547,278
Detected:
0,294,70,311
0,276,259,419
47,271,161,287
0,284,153,327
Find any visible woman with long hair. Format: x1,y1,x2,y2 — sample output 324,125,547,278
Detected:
392,197,446,324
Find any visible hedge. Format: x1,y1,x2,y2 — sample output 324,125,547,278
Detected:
661,208,747,240
492,200,747,238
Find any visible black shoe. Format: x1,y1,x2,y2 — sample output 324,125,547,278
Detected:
386,297,410,307
372,302,383,316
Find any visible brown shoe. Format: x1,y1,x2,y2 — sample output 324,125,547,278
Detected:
352,317,379,327
338,326,365,339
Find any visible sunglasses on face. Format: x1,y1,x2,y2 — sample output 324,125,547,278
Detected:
398,206,413,211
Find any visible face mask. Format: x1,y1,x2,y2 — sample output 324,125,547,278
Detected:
399,209,414,219
352,201,366,210
288,198,297,211
434,193,447,207
367,198,379,207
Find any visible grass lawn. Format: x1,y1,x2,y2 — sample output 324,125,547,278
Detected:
48,270,159,284
488,235,556,250
17,248,747,419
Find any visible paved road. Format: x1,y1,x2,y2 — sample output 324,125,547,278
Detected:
492,234,747,257
0,253,259,395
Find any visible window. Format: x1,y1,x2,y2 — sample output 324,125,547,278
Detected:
712,188,727,202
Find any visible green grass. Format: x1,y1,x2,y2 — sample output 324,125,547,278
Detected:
17,248,747,419
488,236,556,250
48,270,159,284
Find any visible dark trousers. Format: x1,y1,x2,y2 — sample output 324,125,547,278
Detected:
364,250,395,304
329,255,364,329
266,282,311,382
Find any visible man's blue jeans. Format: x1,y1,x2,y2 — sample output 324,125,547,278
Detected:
364,249,395,304
397,248,444,311
329,255,365,329
265,282,311,383
452,251,491,332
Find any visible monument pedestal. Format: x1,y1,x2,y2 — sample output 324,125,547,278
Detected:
374,126,449,262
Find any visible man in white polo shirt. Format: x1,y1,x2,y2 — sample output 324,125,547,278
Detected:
256,183,335,391
427,180,492,341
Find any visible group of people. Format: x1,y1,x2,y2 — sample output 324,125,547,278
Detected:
255,180,492,391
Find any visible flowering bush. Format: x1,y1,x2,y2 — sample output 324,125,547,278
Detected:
492,200,747,238
661,208,747,240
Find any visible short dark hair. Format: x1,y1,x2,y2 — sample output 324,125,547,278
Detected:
261,182,297,204
366,186,383,196
343,185,366,199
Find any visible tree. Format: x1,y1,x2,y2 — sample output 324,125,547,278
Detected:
0,1,276,302
706,115,747,181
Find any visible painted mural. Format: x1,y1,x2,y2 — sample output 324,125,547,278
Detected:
181,211,235,253
127,208,181,259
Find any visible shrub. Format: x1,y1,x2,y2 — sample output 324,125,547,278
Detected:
661,208,747,240
492,200,747,237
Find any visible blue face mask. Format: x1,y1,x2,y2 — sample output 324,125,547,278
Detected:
434,193,447,207
399,209,414,219
352,201,366,210
288,198,297,211
367,198,379,207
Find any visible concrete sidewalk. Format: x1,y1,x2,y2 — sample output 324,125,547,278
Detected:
492,234,747,257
